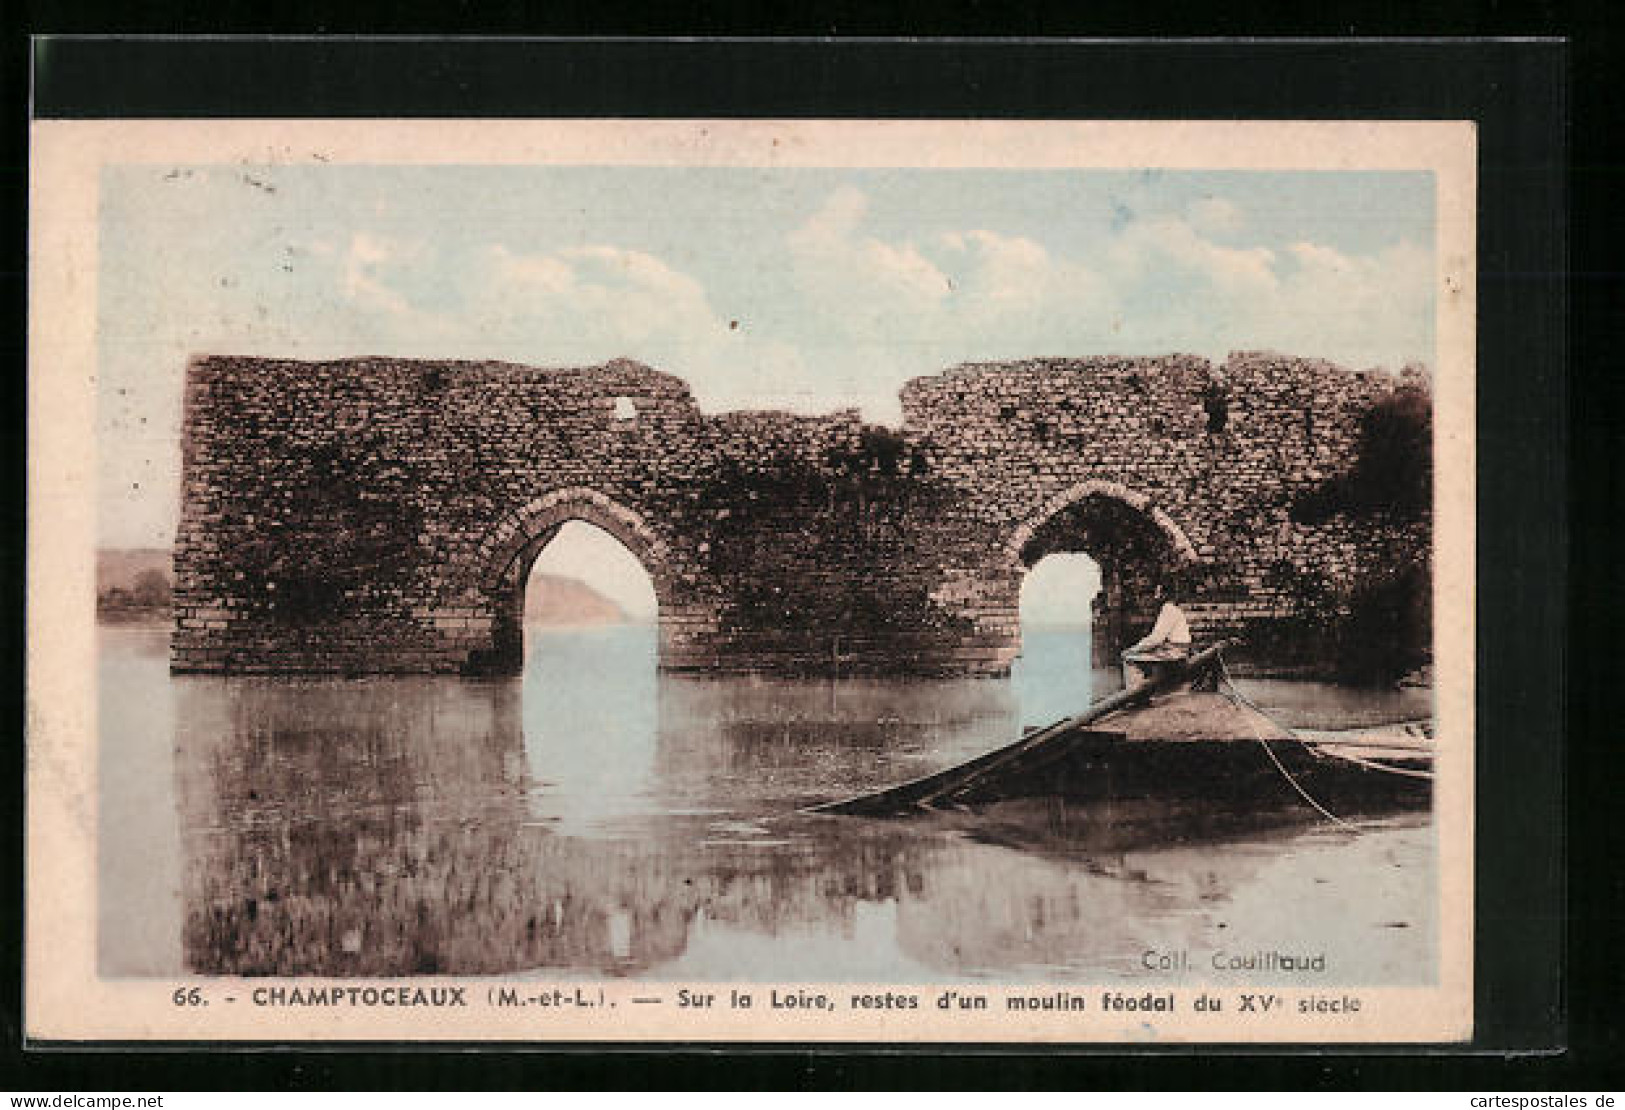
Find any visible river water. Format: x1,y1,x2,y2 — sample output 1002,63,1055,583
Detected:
99,624,1436,984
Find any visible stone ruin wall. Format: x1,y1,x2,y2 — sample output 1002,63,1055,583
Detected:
171,353,1429,677
905,353,1430,666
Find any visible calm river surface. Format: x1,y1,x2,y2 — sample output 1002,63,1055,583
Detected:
99,624,1435,984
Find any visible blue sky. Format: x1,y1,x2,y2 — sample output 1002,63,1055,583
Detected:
99,164,1435,562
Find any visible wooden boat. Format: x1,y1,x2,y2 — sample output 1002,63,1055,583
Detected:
810,644,1432,820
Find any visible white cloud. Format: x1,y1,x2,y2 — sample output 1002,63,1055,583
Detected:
486,244,573,294
1267,239,1434,369
786,187,953,334
784,190,1122,384
341,231,419,315
790,183,868,244
1110,215,1279,299
1087,209,1433,371
476,243,726,355
770,184,1433,403
443,242,823,414
938,229,1050,309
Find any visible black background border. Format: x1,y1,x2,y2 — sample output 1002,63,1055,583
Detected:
7,35,1592,1089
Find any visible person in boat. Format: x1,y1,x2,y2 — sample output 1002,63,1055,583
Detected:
1121,581,1194,687
1128,582,1193,660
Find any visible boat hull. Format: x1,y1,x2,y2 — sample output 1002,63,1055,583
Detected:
949,730,1430,815
813,647,1432,821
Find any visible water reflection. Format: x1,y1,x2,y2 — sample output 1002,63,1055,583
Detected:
98,625,1435,983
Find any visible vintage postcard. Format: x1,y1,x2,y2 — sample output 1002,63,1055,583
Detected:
28,119,1474,1042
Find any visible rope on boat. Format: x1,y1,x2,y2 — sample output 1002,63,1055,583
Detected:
1214,651,1434,778
1320,751,1435,781
1216,652,1356,830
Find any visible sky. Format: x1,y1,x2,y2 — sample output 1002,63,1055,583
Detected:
98,163,1436,604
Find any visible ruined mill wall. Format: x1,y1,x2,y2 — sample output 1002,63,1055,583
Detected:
172,353,1428,677
902,353,1428,663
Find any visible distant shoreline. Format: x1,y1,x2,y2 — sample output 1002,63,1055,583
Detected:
96,607,169,626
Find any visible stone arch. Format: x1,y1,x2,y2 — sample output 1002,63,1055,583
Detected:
1003,479,1199,568
1003,479,1202,664
472,487,673,675
478,486,673,599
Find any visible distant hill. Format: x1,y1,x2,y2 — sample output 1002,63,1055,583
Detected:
525,573,629,626
96,549,628,627
97,548,171,623
98,548,170,592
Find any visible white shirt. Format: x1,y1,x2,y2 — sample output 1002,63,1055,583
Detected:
1137,602,1192,649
